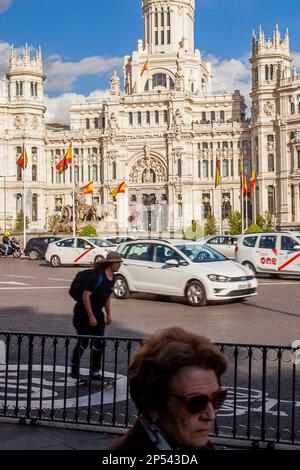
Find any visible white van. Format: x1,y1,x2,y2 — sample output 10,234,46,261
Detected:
235,232,300,275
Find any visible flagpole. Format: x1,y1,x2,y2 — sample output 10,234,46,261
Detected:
219,180,222,235
241,160,244,234
23,141,26,252
71,141,76,237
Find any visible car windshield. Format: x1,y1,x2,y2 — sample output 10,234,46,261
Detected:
87,238,115,247
175,243,227,263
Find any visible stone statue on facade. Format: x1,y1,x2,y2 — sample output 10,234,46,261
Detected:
107,112,119,141
175,61,184,92
110,71,120,96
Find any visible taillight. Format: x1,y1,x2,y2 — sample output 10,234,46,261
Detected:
235,245,238,254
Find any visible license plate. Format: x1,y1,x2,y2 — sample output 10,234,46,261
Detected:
239,283,251,289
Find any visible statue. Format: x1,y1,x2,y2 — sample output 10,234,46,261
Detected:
110,71,120,96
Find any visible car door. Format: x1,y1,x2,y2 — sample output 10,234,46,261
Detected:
120,243,154,291
55,238,76,263
74,238,96,265
207,236,235,259
277,235,300,274
149,244,189,295
253,235,278,272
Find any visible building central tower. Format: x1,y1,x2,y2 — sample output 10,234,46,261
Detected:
142,0,195,53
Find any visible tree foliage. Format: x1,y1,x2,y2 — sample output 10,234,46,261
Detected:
245,223,263,234
79,224,97,237
204,214,217,236
184,220,204,241
14,210,29,233
256,210,275,232
228,211,242,235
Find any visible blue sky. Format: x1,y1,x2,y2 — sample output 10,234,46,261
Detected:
0,0,299,122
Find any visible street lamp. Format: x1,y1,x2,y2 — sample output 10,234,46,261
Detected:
0,174,16,233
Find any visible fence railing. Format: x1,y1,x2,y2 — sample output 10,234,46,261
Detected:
0,332,299,447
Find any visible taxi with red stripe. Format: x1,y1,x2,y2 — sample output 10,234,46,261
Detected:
235,232,300,276
45,237,115,267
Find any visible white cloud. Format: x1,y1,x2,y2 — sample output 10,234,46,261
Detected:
0,41,10,75
208,54,252,110
44,89,109,124
45,54,123,91
292,51,300,68
0,0,13,13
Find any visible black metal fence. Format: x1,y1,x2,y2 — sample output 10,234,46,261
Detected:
0,332,299,447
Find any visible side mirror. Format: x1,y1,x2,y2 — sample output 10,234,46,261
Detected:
166,259,179,267
293,245,300,251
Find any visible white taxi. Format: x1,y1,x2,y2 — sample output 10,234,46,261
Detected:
235,232,300,275
45,237,114,267
114,239,257,306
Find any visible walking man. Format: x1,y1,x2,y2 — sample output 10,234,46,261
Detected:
70,251,123,384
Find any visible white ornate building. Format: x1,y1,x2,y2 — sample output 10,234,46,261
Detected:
0,0,299,234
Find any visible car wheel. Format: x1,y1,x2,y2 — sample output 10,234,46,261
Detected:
242,261,256,275
94,255,105,264
185,281,207,307
29,250,40,260
113,276,130,299
51,255,61,268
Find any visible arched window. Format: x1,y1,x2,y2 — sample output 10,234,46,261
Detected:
93,165,98,181
222,199,231,220
32,194,38,222
220,111,225,122
138,111,142,126
201,78,207,94
112,162,117,180
203,194,211,218
222,159,229,177
222,141,229,148
74,165,80,184
146,111,150,124
211,111,216,122
270,64,274,80
56,170,61,184
153,73,167,88
265,65,269,81
16,82,19,96
268,154,275,172
268,185,275,214
169,78,175,90
177,159,182,177
164,110,168,123
144,80,149,91
16,194,22,214
32,164,37,182
203,160,209,178
155,110,159,124
35,83,38,96
202,142,208,149
31,82,34,96
86,118,90,129
129,112,133,126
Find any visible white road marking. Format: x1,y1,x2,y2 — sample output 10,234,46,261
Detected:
48,278,72,282
0,286,69,290
259,281,300,286
5,274,36,279
0,281,29,286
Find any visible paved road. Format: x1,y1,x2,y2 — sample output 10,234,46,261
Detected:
1,257,300,444
0,257,299,346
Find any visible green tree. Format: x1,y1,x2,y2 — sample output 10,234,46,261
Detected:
228,211,242,235
15,210,29,233
204,214,217,236
256,210,275,232
79,224,97,237
184,220,204,241
245,223,263,234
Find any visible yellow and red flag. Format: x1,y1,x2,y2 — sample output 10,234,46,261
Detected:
64,144,73,165
250,169,257,194
140,59,149,77
111,180,126,199
215,159,221,188
81,181,94,195
56,144,73,174
243,171,249,196
17,144,28,170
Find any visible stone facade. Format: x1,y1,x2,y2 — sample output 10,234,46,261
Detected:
0,1,299,234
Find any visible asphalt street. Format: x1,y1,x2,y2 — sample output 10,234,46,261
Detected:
0,257,299,345
1,258,300,445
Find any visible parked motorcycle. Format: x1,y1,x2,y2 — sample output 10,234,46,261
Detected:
0,238,22,258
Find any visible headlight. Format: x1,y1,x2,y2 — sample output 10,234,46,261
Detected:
208,274,232,282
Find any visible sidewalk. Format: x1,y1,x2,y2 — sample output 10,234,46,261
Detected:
0,421,118,450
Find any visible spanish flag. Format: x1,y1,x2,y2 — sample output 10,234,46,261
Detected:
56,144,73,174
17,144,28,170
81,181,94,195
243,171,249,197
250,169,257,194
215,159,221,188
111,180,126,199
140,59,149,77
64,144,73,165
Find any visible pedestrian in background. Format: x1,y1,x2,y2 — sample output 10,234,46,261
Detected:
70,251,123,384
107,326,227,451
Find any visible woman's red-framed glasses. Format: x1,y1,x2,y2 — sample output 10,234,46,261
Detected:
169,388,227,414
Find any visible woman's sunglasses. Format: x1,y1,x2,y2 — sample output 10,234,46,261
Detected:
169,388,227,414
